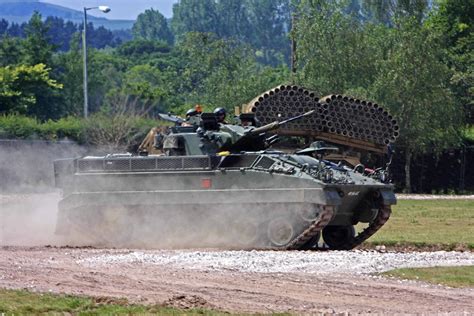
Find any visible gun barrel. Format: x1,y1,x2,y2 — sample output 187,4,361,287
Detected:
246,110,315,136
158,113,184,124
279,110,315,125
246,122,279,136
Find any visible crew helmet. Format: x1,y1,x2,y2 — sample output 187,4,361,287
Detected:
186,108,198,118
213,107,226,121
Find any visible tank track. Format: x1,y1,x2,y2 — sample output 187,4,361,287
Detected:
335,205,392,250
278,205,335,250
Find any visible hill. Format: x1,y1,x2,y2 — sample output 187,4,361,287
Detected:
0,1,133,30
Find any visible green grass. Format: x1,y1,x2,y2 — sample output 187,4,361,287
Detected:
363,199,474,249
0,289,225,315
382,266,474,288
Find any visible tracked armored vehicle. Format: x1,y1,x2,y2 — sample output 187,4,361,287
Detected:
54,85,398,250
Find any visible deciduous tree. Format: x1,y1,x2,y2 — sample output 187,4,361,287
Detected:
133,8,174,44
0,63,63,120
370,18,462,192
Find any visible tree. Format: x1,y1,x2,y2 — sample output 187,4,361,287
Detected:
0,35,23,66
118,64,167,113
53,34,83,116
116,39,172,60
176,32,288,110
0,19,8,35
370,18,462,192
361,0,429,25
427,0,474,123
214,0,250,40
22,11,55,66
171,0,219,39
46,16,78,51
244,0,291,65
86,24,119,49
170,0,292,65
0,64,63,120
6,22,23,37
133,8,174,44
86,50,130,113
294,1,385,95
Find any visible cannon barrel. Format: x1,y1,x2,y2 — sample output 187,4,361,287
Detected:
245,110,315,136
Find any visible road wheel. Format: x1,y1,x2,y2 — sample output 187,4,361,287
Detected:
322,225,355,250
232,219,260,248
267,217,295,247
297,204,323,222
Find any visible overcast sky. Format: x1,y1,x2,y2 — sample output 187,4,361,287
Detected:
40,0,177,20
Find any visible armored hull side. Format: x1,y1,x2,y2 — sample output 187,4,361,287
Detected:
54,153,395,250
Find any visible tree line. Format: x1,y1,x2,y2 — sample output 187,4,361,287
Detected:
0,0,472,192
0,16,122,51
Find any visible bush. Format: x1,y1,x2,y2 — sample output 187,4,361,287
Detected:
39,117,84,142
82,113,157,151
0,114,158,150
0,114,84,141
0,115,41,139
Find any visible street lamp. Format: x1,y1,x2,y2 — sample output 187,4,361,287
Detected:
83,5,111,118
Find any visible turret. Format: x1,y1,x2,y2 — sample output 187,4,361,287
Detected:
157,110,314,156
217,110,315,153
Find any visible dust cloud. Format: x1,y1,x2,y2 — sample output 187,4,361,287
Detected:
0,193,61,246
0,140,311,249
0,140,85,246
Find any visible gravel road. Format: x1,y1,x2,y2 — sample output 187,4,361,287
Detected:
79,249,474,275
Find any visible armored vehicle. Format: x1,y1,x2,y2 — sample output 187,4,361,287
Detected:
54,85,398,250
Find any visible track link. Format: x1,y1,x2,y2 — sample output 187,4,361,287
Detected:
283,205,335,250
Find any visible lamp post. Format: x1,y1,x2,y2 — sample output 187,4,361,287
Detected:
83,5,111,118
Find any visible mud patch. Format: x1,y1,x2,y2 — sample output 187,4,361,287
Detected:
93,296,130,306
164,294,211,310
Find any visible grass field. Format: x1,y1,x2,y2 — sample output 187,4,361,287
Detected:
0,289,228,315
363,199,474,249
382,266,474,288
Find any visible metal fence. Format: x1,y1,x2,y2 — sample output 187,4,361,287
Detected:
389,145,474,193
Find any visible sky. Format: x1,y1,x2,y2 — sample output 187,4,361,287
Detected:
40,0,178,20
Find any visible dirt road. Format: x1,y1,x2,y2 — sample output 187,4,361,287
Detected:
1,193,473,313
0,247,472,314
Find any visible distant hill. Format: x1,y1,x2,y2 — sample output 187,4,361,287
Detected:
0,1,134,30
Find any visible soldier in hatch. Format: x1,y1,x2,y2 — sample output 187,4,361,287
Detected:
213,107,229,124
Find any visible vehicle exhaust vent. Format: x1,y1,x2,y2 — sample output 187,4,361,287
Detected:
130,158,157,170
182,157,212,169
76,156,213,173
218,154,258,169
254,156,275,170
105,158,130,171
77,159,104,172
